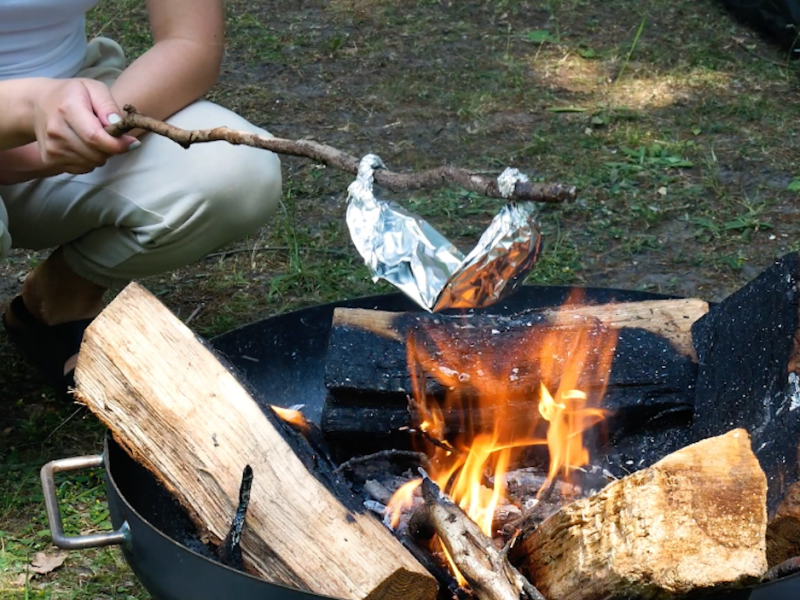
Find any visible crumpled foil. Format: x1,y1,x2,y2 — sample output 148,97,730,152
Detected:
345,154,542,312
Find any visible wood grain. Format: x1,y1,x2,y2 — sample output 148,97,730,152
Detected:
73,282,437,600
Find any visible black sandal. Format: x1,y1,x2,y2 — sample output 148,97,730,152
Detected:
2,296,94,399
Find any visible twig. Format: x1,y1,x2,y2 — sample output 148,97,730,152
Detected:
108,105,577,203
334,450,429,474
412,477,547,600
184,303,205,325
43,407,84,444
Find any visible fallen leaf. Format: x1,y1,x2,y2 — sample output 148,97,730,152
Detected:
10,572,28,587
30,551,67,574
657,186,668,196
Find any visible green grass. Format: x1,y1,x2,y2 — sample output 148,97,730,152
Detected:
4,0,800,596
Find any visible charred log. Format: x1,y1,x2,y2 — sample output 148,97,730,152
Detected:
322,303,702,468
691,252,800,565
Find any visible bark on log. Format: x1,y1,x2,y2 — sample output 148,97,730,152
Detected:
767,482,800,568
72,282,437,600
691,252,800,565
513,429,768,600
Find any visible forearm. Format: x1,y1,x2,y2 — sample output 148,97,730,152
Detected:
109,38,223,129
0,144,56,185
0,79,47,151
0,79,55,184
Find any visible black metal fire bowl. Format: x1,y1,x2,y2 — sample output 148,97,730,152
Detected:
40,286,800,600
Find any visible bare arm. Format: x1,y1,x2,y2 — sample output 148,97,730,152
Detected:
0,0,223,185
0,78,135,184
109,0,225,127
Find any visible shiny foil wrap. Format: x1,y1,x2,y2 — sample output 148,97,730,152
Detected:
345,154,542,312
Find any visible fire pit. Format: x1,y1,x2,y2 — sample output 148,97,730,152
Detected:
41,282,800,600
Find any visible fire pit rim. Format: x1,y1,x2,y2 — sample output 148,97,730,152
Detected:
42,285,800,600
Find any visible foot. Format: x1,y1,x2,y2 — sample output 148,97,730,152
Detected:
2,295,94,398
4,247,107,398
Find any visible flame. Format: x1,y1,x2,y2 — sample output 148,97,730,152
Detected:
271,405,310,432
386,479,421,529
389,290,618,583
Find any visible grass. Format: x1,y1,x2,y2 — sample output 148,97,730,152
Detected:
3,0,800,596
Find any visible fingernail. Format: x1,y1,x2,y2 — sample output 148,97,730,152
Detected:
108,113,122,125
127,140,142,151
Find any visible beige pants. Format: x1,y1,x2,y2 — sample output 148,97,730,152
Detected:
0,38,282,288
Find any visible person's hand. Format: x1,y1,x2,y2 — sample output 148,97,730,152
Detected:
31,78,139,175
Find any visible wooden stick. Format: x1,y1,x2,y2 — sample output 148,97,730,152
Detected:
410,477,545,600
107,105,576,203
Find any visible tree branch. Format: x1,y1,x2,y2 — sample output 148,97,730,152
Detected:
410,477,547,600
107,105,577,203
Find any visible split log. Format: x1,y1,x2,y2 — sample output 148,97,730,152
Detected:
691,252,800,565
73,282,437,600
322,301,706,467
513,429,768,600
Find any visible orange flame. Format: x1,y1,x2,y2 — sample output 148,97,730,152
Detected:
388,290,618,583
271,405,310,432
386,479,421,529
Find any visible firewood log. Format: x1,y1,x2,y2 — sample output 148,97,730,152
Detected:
72,282,437,600
324,302,704,406
691,252,800,565
410,477,545,600
513,429,768,600
322,302,705,466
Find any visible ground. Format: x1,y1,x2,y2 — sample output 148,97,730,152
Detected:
1,0,799,597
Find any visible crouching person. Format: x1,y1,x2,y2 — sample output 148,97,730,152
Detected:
0,0,282,397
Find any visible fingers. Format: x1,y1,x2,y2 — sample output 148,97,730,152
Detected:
68,79,136,155
32,78,140,174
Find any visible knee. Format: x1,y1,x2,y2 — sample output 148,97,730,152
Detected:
163,101,284,240
189,144,283,241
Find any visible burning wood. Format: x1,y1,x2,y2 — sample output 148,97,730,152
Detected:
514,429,768,600
72,283,438,600
321,299,705,466
408,476,545,600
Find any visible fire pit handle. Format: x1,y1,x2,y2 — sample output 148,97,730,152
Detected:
40,454,131,550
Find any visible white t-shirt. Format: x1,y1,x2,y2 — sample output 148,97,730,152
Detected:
0,0,100,80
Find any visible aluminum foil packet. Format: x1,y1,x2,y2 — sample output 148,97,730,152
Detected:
345,154,542,312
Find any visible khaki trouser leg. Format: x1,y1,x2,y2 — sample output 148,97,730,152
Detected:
0,38,282,288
